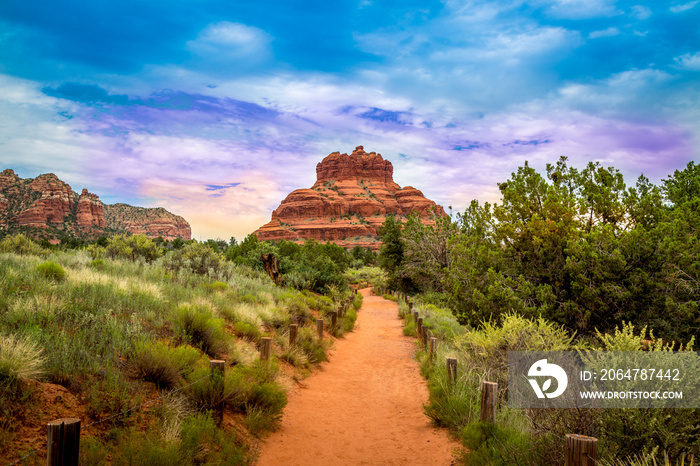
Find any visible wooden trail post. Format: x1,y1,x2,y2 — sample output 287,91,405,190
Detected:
430,337,437,363
47,418,80,466
421,325,429,349
260,337,272,361
316,318,324,340
417,317,423,339
289,324,298,346
446,357,458,386
565,434,598,466
480,381,498,423
209,360,225,425
331,311,338,333
408,301,413,312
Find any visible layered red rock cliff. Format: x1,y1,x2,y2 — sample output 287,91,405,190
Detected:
255,146,445,249
76,188,106,229
0,169,190,241
103,204,191,241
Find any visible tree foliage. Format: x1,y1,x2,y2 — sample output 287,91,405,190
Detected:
104,234,162,263
400,157,699,343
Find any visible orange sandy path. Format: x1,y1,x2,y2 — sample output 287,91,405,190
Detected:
256,288,460,466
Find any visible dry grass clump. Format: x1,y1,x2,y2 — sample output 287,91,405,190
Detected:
602,453,696,466
0,333,45,385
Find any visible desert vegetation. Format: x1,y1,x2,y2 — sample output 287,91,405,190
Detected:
0,232,363,464
377,158,700,465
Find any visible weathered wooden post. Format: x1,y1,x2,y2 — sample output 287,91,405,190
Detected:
413,311,418,326
260,337,272,361
480,381,498,423
316,318,324,340
209,360,225,425
289,324,298,346
417,317,423,339
421,325,429,349
331,311,338,333
565,434,598,466
429,337,437,363
47,418,80,466
446,357,458,386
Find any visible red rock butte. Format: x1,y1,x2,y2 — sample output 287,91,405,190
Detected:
255,146,445,249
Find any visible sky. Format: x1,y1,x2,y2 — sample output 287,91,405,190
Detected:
0,0,698,240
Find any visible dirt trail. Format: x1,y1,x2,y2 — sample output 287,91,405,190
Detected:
256,288,459,466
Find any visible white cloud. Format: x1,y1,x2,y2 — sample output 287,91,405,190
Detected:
674,52,700,70
0,74,96,185
185,22,273,67
670,1,698,13
631,5,652,19
533,0,621,19
589,27,620,39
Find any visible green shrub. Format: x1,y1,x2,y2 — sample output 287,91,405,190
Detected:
296,327,328,364
105,234,162,263
85,370,143,425
304,296,317,309
244,381,288,435
204,281,228,292
89,258,105,268
240,294,259,304
316,295,334,312
184,364,247,412
339,307,357,335
129,341,200,389
453,313,574,388
278,345,310,368
174,304,227,357
418,304,465,340
383,293,398,302
246,381,287,413
461,421,535,466
233,321,261,342
0,234,45,255
180,412,249,465
286,299,311,325
111,429,181,466
403,320,416,337
36,261,66,281
0,334,45,385
163,242,225,276
80,436,110,465
352,292,363,310
423,374,478,430
260,307,289,330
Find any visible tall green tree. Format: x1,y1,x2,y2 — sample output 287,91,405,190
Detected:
378,214,406,289
401,211,458,292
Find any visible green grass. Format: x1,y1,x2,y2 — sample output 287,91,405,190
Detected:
0,238,358,462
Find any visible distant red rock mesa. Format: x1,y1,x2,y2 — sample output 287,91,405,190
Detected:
255,146,445,249
0,169,191,241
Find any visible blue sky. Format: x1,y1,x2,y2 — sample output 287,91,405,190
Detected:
0,0,698,239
